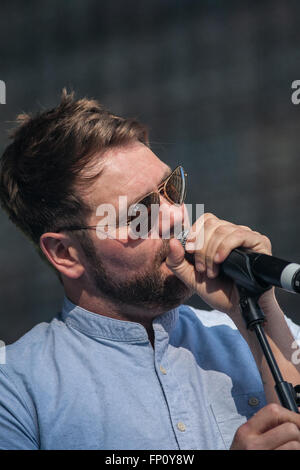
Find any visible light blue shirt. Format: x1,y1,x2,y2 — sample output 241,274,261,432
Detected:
0,297,299,450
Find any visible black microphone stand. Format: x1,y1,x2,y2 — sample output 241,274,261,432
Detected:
237,285,299,412
222,248,300,412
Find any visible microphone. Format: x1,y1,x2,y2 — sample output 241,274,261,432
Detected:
177,230,300,294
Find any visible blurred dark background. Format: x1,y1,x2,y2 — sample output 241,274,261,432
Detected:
1,0,300,344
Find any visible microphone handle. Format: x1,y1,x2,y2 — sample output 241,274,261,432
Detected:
182,246,300,294
183,248,266,294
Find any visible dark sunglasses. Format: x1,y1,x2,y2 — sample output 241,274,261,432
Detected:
56,165,187,234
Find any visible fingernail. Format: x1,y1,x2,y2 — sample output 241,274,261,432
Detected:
214,253,220,262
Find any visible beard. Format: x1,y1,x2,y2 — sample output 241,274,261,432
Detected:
81,235,192,311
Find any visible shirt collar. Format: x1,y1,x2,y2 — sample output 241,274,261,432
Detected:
61,296,179,343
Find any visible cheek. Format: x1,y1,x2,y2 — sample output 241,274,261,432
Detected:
97,238,162,273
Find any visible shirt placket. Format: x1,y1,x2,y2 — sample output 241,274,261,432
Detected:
153,324,198,451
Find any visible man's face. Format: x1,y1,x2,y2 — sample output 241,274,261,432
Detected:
79,140,192,311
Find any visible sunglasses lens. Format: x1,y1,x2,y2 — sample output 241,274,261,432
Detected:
165,166,186,205
128,192,160,235
127,167,186,237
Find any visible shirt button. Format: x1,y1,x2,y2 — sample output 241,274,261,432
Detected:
177,422,186,432
159,365,167,375
248,397,260,407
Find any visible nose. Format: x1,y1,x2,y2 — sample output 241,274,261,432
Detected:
158,194,188,239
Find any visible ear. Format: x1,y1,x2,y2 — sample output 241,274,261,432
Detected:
39,232,85,279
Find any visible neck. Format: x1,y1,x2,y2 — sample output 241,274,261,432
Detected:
64,282,169,347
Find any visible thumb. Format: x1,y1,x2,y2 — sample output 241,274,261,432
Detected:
166,238,195,282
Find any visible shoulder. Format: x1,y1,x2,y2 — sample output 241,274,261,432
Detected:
4,313,66,362
0,317,66,450
0,313,69,388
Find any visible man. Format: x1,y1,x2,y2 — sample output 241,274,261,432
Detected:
0,90,300,450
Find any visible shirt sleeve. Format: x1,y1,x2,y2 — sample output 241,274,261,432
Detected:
0,367,39,449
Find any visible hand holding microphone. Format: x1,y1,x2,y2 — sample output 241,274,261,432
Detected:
179,230,300,295
166,212,275,317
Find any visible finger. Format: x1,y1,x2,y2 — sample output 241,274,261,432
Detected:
187,214,228,273
233,421,300,450
212,229,271,265
185,212,215,251
184,215,210,272
165,238,197,288
258,422,300,450
204,224,239,278
275,441,300,450
246,403,300,435
206,225,253,276
166,237,185,266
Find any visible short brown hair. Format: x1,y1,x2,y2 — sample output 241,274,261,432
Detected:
0,89,148,247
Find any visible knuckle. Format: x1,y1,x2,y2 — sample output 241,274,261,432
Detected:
243,438,258,451
233,423,260,450
266,402,282,418
217,241,226,253
233,228,246,238
203,212,215,220
284,422,300,438
204,220,214,230
234,422,250,442
262,235,272,248
288,422,299,432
